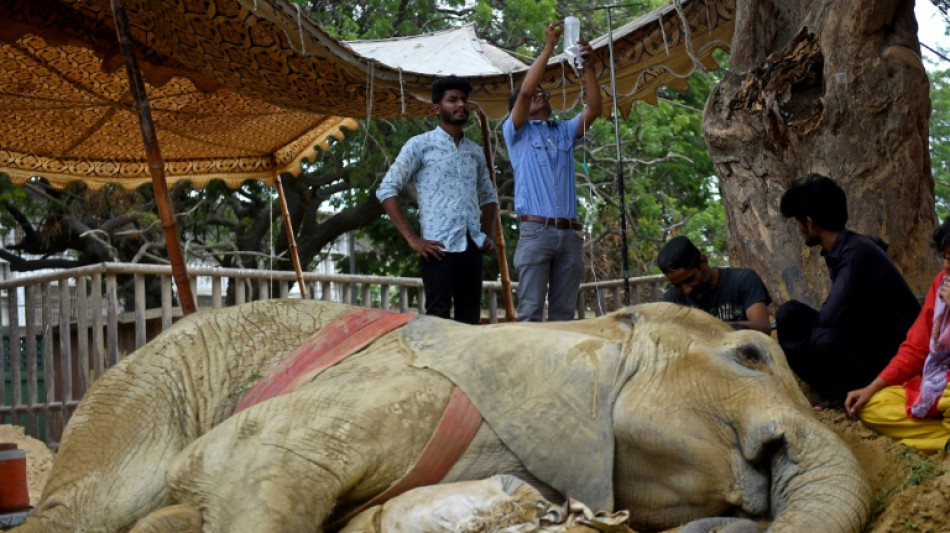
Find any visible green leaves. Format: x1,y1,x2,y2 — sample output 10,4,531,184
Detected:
929,66,950,218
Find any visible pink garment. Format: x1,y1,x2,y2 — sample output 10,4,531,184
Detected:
910,274,950,418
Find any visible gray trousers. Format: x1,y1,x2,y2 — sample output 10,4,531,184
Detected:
513,222,584,321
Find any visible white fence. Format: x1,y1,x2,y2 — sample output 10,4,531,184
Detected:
0,262,666,445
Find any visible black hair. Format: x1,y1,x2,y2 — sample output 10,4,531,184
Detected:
657,236,702,273
431,75,473,104
933,215,950,252
779,174,848,231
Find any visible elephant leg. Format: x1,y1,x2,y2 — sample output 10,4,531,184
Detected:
26,375,190,532
678,517,762,533
165,358,454,532
129,504,202,533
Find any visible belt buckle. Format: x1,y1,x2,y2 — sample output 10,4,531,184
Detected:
555,217,569,229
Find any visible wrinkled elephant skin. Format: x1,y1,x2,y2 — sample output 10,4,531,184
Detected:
13,300,871,533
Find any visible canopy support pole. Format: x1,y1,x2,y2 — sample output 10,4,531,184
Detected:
274,173,310,299
110,0,196,315
476,109,515,321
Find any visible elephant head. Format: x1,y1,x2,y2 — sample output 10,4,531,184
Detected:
612,303,872,532
405,301,872,533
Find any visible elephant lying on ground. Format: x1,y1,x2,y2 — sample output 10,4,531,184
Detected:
15,300,871,533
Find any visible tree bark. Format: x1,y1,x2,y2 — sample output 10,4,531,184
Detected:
703,0,935,306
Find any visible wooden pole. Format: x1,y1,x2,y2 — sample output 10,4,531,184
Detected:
274,174,310,299
110,0,196,315
476,109,515,321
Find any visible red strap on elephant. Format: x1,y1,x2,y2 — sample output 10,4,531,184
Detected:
235,308,414,412
235,309,484,530
329,386,483,530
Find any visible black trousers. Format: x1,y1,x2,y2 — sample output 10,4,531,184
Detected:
776,300,886,400
420,237,483,325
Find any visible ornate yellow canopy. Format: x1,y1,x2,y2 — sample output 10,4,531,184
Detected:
0,0,734,190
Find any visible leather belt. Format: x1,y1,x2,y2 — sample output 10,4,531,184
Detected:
519,214,583,230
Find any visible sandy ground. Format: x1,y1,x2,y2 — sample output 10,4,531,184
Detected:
2,413,947,532
815,408,950,533
0,425,53,506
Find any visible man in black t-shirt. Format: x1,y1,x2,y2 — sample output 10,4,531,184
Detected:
657,236,773,335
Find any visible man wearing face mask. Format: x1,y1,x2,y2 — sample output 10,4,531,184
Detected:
657,236,772,335
503,20,602,322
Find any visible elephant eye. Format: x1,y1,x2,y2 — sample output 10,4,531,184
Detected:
734,344,766,367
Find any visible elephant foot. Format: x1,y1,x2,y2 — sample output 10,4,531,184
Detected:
678,517,761,533
129,504,202,533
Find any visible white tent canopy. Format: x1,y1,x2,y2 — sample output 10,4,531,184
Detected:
347,24,528,77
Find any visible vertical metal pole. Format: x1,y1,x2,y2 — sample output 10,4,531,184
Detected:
606,7,632,306
274,174,310,299
110,0,196,314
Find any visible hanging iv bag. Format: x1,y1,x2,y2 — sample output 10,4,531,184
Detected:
563,16,582,75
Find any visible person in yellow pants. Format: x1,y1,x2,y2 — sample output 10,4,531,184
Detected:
858,386,950,450
846,215,950,451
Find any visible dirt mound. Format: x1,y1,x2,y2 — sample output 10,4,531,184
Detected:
0,424,54,506
816,409,950,533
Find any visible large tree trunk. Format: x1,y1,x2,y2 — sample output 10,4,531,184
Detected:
703,0,935,306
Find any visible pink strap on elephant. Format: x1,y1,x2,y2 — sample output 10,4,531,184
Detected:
235,308,414,412
329,386,483,530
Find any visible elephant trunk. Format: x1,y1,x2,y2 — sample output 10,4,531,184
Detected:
753,411,872,533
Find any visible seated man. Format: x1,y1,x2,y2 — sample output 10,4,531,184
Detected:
845,216,950,451
777,175,920,407
657,236,772,335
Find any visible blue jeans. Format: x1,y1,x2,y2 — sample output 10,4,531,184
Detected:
513,222,584,321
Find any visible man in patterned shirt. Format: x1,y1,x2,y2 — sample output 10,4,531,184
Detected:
376,75,498,325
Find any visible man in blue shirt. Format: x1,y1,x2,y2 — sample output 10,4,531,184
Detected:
503,21,602,321
377,76,498,324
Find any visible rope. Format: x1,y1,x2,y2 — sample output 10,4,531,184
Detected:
296,4,307,55
659,17,670,57
703,0,713,34
366,62,375,122
672,0,702,69
363,62,375,152
579,93,603,315
398,68,406,115
561,61,568,107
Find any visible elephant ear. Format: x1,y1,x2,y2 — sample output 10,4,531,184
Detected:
402,315,637,511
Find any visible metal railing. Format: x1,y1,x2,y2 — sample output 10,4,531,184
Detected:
0,262,666,444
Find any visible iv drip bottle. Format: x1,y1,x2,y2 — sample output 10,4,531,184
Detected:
564,16,582,70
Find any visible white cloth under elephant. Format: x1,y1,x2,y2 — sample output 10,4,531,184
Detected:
340,475,634,533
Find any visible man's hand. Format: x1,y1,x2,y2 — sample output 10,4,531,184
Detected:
577,38,593,64
544,20,563,49
480,238,495,254
940,277,950,305
408,235,445,261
